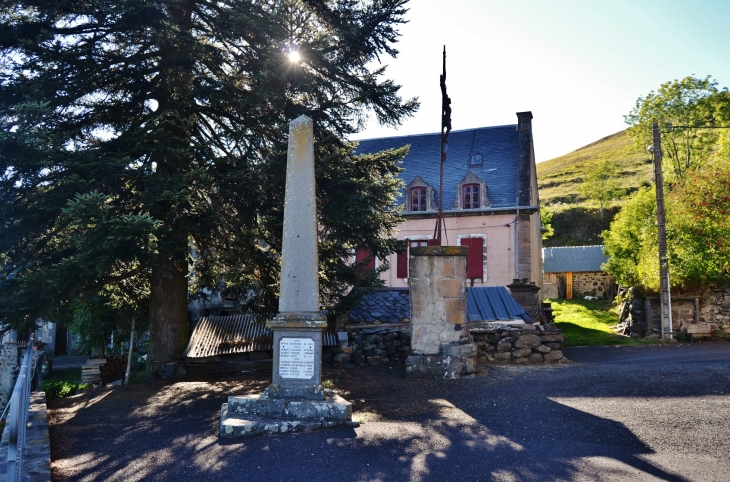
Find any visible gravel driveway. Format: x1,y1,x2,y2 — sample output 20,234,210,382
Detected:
49,342,730,482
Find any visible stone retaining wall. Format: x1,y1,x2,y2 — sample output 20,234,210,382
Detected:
700,286,730,331
470,323,566,364
0,392,51,482
326,327,411,368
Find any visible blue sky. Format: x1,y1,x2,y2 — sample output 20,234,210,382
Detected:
352,0,730,162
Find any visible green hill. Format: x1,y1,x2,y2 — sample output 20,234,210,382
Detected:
537,130,654,247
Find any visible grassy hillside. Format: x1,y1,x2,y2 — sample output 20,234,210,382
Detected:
537,130,653,206
537,130,654,247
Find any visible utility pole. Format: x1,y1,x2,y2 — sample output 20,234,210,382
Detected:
651,122,673,339
434,46,451,245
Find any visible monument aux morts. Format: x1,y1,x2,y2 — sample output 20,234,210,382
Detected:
220,116,356,437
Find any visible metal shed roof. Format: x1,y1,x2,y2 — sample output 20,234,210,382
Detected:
467,287,531,323
543,245,608,273
183,314,338,358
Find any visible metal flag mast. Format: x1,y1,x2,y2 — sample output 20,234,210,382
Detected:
434,46,451,245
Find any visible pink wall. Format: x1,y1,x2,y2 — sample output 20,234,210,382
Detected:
380,213,521,288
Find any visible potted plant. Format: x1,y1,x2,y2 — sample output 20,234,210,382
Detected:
33,339,47,351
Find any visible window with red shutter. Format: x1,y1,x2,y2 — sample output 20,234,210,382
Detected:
459,237,484,278
396,251,408,278
355,249,376,272
397,239,432,278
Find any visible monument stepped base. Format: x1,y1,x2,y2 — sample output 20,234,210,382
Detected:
219,392,356,438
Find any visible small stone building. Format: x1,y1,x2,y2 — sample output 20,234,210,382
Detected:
542,245,616,300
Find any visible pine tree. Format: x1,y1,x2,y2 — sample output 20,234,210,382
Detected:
0,0,417,377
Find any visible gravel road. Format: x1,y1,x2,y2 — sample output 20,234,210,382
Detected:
49,342,730,482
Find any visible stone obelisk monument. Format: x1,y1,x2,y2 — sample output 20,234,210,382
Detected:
266,115,328,398
220,116,353,437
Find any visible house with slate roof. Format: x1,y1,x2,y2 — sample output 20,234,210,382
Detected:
542,245,616,300
355,112,543,293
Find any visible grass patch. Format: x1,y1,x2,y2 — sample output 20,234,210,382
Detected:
321,378,339,389
549,298,654,347
41,367,88,400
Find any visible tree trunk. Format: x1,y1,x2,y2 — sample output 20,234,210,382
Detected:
147,251,189,380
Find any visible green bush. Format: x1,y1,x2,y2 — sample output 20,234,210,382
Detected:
41,368,88,400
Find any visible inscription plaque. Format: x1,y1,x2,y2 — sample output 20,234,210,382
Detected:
279,338,315,379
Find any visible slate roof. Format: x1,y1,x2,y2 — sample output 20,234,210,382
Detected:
543,245,608,273
355,126,525,210
348,288,410,324
467,287,531,323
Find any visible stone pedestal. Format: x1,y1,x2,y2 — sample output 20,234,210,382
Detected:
405,246,477,378
508,278,541,323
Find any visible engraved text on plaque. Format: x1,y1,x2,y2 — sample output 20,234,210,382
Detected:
279,338,315,379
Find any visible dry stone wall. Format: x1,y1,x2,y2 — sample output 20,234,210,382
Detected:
699,286,730,333
572,272,613,298
470,323,566,364
326,327,411,368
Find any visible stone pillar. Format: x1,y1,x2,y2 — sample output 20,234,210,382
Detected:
266,115,327,399
406,246,476,378
517,214,533,280
508,278,541,323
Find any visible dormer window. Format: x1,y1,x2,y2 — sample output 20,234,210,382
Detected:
411,187,427,211
463,184,480,209
453,172,491,210
404,176,435,212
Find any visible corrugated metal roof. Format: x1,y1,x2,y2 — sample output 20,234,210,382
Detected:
543,245,607,273
467,287,530,323
184,315,338,358
355,125,526,210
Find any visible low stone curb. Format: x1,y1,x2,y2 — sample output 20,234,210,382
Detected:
0,392,51,482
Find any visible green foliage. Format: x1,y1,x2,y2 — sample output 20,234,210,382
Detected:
41,368,88,401
0,0,418,363
625,75,730,180
579,159,623,221
544,204,618,247
602,187,658,288
540,207,554,241
666,157,730,289
550,298,654,347
602,156,730,292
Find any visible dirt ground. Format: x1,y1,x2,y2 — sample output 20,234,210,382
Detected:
47,363,493,481
47,344,730,482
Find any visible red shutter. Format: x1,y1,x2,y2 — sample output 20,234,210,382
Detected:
460,237,484,278
355,249,376,271
427,239,439,246
397,250,408,278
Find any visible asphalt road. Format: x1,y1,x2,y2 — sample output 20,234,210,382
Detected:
49,342,730,482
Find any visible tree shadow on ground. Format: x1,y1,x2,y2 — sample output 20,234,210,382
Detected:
47,356,730,481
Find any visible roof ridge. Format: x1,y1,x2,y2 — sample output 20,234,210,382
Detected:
353,124,518,143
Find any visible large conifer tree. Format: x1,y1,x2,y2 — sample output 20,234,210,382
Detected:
0,0,417,376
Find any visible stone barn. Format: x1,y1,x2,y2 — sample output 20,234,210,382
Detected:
542,245,616,300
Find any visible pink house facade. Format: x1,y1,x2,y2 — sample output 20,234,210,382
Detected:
356,112,543,293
